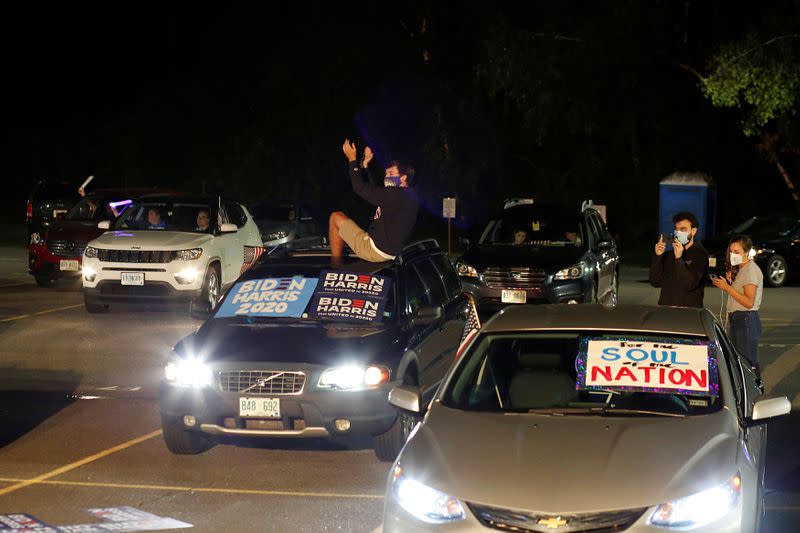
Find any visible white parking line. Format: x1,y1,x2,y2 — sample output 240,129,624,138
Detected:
761,345,800,394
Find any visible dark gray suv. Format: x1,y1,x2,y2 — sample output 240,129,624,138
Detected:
159,239,468,461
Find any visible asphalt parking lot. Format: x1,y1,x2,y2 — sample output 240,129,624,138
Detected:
0,245,798,532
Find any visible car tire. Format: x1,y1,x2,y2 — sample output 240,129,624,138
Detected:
160,414,214,455
191,265,220,319
34,275,55,288
373,375,420,462
83,293,109,314
765,255,788,287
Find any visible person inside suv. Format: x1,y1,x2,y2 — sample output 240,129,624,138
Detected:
147,207,167,230
195,209,211,232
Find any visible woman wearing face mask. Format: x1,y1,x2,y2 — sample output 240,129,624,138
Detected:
711,234,764,371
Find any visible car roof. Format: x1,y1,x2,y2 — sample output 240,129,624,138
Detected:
134,193,217,204
480,304,715,338
245,254,395,279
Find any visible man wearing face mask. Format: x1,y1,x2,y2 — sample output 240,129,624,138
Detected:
329,139,419,263
649,211,709,307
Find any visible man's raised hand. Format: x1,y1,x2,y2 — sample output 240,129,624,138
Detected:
362,146,374,168
342,139,358,162
654,234,666,256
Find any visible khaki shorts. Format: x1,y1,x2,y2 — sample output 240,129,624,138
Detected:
338,219,395,263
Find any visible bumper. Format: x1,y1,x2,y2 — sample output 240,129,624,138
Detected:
82,256,205,303
159,378,398,439
460,277,589,311
382,496,748,533
28,244,82,279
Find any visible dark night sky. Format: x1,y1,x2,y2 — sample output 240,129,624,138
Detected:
2,1,798,245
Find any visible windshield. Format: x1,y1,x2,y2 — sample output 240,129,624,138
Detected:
728,216,799,239
442,332,721,417
479,212,586,247
65,196,124,221
250,204,296,221
113,201,215,233
213,270,397,325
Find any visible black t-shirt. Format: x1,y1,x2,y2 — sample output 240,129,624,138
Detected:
649,242,710,307
348,163,419,256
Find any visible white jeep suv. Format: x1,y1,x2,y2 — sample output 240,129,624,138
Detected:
82,195,263,315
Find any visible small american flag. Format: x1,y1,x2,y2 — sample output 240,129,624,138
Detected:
456,294,481,359
240,245,265,275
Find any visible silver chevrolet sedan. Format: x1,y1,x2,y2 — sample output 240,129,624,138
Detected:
381,304,790,532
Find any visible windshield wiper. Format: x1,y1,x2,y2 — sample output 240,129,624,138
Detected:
523,407,685,418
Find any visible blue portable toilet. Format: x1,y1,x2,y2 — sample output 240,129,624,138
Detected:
658,172,716,242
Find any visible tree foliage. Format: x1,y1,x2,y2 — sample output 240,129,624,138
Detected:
700,32,800,136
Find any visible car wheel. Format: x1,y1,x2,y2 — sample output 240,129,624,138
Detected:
83,293,109,314
190,265,220,319
766,255,788,287
160,414,214,455
373,375,420,462
34,275,55,288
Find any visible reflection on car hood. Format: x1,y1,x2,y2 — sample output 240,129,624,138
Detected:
462,245,587,273
399,405,739,513
43,220,105,242
183,320,405,366
257,221,293,236
89,231,213,250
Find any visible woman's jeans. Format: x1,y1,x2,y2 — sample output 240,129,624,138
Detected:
728,310,762,370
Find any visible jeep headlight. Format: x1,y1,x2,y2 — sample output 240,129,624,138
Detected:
554,263,584,280
175,248,203,261
266,231,288,242
84,246,98,258
456,262,479,278
648,473,741,529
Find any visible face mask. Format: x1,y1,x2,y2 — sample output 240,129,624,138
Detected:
729,253,743,266
384,177,401,187
674,230,691,245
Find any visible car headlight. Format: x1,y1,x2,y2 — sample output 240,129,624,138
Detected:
175,248,203,261
554,263,584,280
390,465,465,524
649,473,741,529
84,246,98,258
456,262,479,278
30,232,43,245
266,231,288,242
318,365,390,390
164,358,213,387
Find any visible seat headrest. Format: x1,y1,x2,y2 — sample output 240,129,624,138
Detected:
516,352,562,369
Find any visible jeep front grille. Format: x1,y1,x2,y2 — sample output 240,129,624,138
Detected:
219,371,306,395
97,249,178,263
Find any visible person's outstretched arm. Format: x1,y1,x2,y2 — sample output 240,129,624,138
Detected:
343,139,388,206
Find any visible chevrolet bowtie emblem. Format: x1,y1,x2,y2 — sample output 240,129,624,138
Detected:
538,516,568,529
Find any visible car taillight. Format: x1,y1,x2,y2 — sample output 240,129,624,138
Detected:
26,201,32,221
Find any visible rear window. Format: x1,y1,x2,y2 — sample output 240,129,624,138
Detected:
443,331,721,417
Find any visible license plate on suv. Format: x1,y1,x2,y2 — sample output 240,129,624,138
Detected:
59,260,79,271
501,289,527,304
239,397,281,418
120,272,144,286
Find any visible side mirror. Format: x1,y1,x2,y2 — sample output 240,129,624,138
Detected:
596,239,613,251
220,223,238,233
749,395,791,425
411,305,443,327
389,385,422,414
97,221,110,230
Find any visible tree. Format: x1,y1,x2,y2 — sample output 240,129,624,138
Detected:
684,31,800,207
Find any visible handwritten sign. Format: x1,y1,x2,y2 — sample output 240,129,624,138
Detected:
309,271,392,323
215,277,318,318
576,337,718,396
